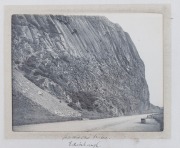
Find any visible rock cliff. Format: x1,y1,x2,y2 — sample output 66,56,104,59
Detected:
12,14,151,119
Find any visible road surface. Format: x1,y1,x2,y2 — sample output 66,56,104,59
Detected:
13,114,161,132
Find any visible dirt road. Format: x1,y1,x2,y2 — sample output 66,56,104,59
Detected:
13,114,161,132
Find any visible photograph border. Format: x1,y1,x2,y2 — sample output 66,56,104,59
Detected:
4,4,171,139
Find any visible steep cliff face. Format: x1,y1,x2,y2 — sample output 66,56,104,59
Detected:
12,14,150,118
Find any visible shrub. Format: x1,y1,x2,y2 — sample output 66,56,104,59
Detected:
67,102,79,110
68,91,97,111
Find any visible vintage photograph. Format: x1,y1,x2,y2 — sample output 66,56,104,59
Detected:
11,13,164,132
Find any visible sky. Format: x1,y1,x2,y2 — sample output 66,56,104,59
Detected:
103,13,163,107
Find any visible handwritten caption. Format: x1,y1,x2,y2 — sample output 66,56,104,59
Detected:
62,134,110,148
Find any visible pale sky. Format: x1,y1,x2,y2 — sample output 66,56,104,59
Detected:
103,13,163,107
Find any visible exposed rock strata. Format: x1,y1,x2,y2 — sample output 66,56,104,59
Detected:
12,15,152,119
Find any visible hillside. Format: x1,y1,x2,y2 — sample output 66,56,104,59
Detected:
13,69,81,125
12,15,156,124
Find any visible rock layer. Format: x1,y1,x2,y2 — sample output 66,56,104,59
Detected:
12,14,150,118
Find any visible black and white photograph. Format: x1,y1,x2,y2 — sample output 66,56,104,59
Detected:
2,0,180,147
3,5,171,140
11,13,164,132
